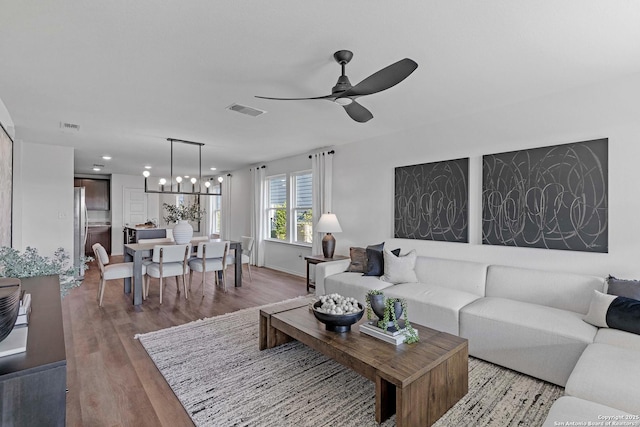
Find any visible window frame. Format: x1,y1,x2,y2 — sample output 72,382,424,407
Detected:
265,170,313,246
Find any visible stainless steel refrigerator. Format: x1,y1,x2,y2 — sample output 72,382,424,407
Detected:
73,187,88,279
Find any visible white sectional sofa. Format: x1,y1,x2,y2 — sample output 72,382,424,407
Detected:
314,248,640,425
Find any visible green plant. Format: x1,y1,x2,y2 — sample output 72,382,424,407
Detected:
0,246,92,297
365,289,384,320
365,289,419,344
162,202,206,223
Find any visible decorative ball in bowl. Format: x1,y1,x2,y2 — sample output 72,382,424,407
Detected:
312,294,364,333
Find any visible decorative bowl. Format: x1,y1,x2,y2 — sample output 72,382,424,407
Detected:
0,278,21,343
312,301,364,332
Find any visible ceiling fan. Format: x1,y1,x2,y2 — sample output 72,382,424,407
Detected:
255,50,418,123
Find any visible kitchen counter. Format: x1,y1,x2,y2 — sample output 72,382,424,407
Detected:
123,226,168,244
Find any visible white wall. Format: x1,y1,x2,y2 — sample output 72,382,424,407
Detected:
0,96,15,140
12,141,74,257
228,152,313,276
110,173,159,255
228,72,640,279
225,169,251,241
331,72,640,278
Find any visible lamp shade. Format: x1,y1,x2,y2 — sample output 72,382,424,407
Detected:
316,213,342,233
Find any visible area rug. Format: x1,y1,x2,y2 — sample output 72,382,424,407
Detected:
136,301,563,426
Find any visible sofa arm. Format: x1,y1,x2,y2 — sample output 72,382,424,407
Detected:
314,259,351,295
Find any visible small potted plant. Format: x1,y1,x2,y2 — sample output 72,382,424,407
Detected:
163,202,206,244
365,289,419,344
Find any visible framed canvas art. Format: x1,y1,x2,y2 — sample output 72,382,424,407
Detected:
482,138,608,252
395,157,469,243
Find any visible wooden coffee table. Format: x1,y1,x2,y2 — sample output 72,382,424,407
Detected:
259,298,468,427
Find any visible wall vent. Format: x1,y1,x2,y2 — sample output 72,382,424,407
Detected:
226,103,266,117
59,122,81,132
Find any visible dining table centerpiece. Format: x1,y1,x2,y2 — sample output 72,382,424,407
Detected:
162,202,206,244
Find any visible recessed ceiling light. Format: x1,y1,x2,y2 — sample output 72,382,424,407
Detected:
93,167,101,171
102,155,112,160
184,175,190,178
210,167,217,171
144,165,152,169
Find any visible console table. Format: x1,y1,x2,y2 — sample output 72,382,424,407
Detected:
0,275,66,426
304,254,349,292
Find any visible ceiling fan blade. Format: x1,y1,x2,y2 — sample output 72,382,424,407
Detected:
343,101,373,123
338,58,418,99
255,94,335,101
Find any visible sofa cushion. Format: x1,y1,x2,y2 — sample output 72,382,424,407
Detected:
565,343,640,414
485,265,605,314
323,272,395,304
542,396,637,427
583,290,640,335
412,256,488,296
363,242,385,276
347,247,367,273
595,328,640,351
381,249,418,284
607,275,640,300
460,297,598,386
383,282,481,335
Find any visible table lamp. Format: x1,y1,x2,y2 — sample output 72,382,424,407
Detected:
316,213,342,258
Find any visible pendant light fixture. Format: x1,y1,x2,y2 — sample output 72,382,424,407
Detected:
143,138,223,196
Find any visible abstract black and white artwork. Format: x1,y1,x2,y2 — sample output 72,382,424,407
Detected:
482,138,608,252
395,158,469,242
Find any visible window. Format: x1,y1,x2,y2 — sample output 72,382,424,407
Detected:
266,171,313,244
209,193,222,235
293,172,312,244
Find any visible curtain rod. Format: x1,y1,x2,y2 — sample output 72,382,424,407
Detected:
309,150,335,159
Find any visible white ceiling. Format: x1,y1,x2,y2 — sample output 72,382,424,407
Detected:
2,1,640,178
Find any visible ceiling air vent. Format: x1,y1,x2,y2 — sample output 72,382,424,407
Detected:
226,103,266,117
59,122,81,132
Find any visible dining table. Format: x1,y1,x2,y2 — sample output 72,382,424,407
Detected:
123,238,242,306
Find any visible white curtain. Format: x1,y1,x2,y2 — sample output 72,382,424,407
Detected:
250,166,266,266
311,149,334,255
220,174,232,240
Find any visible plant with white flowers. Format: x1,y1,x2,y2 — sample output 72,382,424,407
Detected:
316,293,362,315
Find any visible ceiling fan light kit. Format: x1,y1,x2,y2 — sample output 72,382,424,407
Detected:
255,50,418,123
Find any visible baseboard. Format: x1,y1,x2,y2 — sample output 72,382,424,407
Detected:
263,264,305,278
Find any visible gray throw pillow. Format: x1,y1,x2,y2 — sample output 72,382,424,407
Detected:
607,275,640,300
381,249,418,284
347,247,367,273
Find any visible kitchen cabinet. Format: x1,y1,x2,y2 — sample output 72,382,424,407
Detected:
85,225,111,256
74,178,110,211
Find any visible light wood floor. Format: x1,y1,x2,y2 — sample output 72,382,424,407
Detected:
62,256,308,427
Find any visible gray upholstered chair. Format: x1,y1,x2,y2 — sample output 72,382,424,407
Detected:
92,243,145,307
144,244,191,304
188,240,230,295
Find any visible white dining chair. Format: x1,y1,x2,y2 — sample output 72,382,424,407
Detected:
144,244,191,304
188,241,230,296
227,236,254,282
93,243,145,307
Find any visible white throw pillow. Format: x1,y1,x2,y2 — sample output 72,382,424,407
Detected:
381,249,418,284
583,290,617,328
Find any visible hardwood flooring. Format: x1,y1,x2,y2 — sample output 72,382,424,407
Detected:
63,256,308,427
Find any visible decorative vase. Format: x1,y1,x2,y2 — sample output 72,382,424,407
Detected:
369,294,403,329
172,220,193,244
